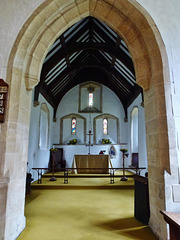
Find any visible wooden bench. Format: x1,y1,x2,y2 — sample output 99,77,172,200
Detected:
160,211,180,240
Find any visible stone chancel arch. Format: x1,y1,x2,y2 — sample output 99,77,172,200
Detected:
2,1,177,239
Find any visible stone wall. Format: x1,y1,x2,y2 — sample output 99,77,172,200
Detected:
0,1,180,239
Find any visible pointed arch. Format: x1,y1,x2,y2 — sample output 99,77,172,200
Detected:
3,1,176,239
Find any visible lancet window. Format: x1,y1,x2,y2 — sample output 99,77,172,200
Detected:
89,93,93,107
103,118,108,135
72,118,76,135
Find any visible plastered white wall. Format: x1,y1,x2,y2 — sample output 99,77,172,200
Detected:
50,84,146,169
127,94,147,175
52,85,127,144
28,85,146,181
27,93,54,181
136,0,180,166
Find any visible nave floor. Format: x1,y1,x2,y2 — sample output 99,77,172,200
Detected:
18,175,158,240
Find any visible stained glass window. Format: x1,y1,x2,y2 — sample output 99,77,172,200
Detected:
72,118,76,134
89,93,93,107
103,118,108,135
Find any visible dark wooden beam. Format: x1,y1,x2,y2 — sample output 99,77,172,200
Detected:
39,84,56,108
41,42,134,80
34,84,40,104
54,68,128,109
126,84,142,108
63,17,89,43
46,63,134,96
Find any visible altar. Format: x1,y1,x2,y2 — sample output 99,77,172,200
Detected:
72,154,113,174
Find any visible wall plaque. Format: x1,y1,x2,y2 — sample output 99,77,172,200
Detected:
0,79,8,123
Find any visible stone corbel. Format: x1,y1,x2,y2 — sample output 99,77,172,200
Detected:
25,75,39,91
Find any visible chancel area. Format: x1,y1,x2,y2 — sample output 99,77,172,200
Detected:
28,17,147,180
22,17,153,239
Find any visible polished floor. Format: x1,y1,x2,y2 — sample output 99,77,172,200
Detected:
18,173,158,240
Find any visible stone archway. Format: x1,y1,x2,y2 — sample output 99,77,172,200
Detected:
2,1,177,239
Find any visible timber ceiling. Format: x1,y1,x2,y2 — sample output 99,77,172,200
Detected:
34,16,143,119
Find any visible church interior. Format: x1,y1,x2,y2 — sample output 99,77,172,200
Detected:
23,16,150,239
0,1,180,240
27,16,147,179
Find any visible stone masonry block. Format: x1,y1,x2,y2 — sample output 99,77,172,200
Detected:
106,8,126,31
38,1,59,23
136,73,150,91
143,86,155,105
89,0,97,14
145,101,157,121
157,116,168,133
158,148,170,169
158,183,165,201
113,0,134,16
54,0,75,11
154,81,165,98
17,29,33,52
142,27,158,52
103,0,115,5
165,168,179,186
130,8,149,33
0,219,5,239
25,75,39,91
13,48,27,70
147,149,158,166
149,48,163,74
27,15,46,37
172,185,180,202
115,16,130,39
129,37,146,60
50,15,68,37
28,58,41,80
33,42,47,63
165,185,173,204
63,6,80,25
39,27,55,49
77,0,90,16
149,180,158,194
126,26,141,46
148,166,164,183
94,1,112,21
59,1,77,15
146,118,158,135
134,54,151,79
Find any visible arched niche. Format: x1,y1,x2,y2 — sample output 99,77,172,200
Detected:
130,106,139,167
93,113,119,144
130,106,139,153
39,103,50,150
60,113,86,144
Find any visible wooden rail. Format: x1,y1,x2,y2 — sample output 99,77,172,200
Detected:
32,167,146,184
160,211,180,240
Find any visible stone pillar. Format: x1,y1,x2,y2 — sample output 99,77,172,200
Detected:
1,70,32,239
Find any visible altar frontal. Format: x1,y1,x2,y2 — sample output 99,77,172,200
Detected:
72,155,112,174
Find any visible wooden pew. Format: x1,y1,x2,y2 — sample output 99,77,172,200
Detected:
160,211,180,240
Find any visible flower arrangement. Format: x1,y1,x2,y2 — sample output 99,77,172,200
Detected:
120,148,128,153
50,148,58,152
68,139,77,145
102,138,111,144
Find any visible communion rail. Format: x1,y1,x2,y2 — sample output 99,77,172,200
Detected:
32,167,146,184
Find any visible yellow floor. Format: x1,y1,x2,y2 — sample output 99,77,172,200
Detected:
18,173,158,240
